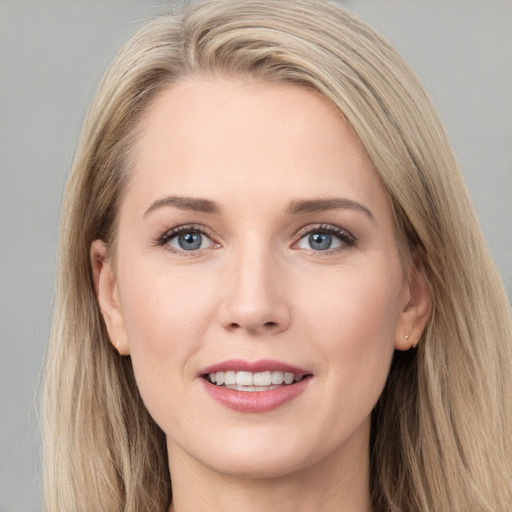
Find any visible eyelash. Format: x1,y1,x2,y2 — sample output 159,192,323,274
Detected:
155,224,218,255
293,224,356,254
155,223,356,256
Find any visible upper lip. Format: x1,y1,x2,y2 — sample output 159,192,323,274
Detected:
199,359,311,376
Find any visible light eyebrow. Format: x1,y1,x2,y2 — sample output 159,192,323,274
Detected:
143,196,221,217
285,198,375,222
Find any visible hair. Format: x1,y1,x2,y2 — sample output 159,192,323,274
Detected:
43,0,512,510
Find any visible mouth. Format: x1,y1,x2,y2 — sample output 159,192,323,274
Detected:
202,370,310,392
199,360,313,412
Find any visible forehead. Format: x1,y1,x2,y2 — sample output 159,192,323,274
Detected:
125,77,387,216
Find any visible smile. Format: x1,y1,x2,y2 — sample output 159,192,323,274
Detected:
199,360,313,412
205,371,304,392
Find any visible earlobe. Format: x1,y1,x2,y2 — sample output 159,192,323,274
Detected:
394,260,432,351
90,240,130,355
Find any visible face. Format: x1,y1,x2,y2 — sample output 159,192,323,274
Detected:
94,78,429,481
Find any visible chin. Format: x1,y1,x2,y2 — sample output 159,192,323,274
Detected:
173,422,341,481
206,449,313,480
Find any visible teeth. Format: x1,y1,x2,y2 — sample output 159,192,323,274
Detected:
207,370,305,389
283,372,294,384
225,384,282,392
253,371,271,386
271,371,284,385
225,371,236,385
237,371,253,386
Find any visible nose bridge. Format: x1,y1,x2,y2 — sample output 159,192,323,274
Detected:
219,234,290,334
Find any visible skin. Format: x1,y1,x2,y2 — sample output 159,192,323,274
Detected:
92,78,431,512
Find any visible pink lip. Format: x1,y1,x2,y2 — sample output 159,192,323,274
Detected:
200,359,310,376
199,359,313,413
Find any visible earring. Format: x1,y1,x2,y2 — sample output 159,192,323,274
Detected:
405,334,419,349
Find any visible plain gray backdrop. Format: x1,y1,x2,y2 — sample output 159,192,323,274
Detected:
1,1,511,510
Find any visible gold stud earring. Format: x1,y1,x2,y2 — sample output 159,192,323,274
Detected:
405,334,418,349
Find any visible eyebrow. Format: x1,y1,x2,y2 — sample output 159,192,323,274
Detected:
143,195,374,222
143,196,221,217
285,198,375,222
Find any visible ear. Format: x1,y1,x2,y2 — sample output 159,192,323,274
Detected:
394,257,432,351
90,240,130,355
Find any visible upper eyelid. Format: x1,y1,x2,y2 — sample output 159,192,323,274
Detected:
157,224,219,248
156,222,354,249
161,223,215,238
292,223,356,251
294,223,353,238
160,223,350,236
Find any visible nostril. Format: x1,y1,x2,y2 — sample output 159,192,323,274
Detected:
227,321,278,331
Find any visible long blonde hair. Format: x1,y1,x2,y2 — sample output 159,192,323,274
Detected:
43,1,512,510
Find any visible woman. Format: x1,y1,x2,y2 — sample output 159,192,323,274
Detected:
43,0,512,510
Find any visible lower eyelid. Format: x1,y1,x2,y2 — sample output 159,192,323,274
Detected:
169,233,209,251
155,224,355,255
156,224,219,250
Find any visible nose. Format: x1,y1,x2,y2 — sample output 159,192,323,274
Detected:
217,245,291,336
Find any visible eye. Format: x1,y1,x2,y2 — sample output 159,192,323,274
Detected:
157,225,218,254
296,231,341,251
170,231,208,251
294,225,355,252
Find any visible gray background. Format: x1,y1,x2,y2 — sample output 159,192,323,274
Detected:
1,1,510,510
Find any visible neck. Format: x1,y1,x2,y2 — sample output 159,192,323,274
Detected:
167,426,372,512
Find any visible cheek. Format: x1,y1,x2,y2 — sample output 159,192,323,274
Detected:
299,262,402,401
119,258,216,342
116,262,217,418
304,261,402,343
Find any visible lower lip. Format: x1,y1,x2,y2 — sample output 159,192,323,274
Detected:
201,377,311,413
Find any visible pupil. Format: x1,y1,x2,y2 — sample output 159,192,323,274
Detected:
178,232,202,250
309,232,331,250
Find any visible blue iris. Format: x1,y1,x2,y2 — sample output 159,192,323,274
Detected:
309,232,332,250
178,232,202,250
